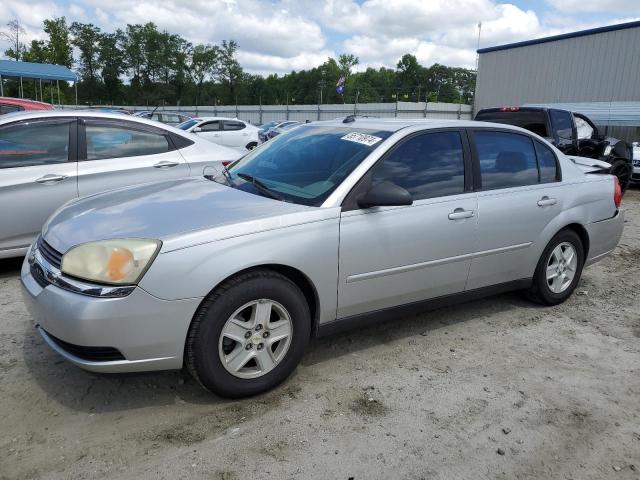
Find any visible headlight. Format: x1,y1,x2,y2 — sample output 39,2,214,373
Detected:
603,145,613,157
61,239,161,285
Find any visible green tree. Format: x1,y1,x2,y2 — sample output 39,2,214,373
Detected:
22,40,48,63
216,40,243,103
44,17,73,67
99,31,126,103
70,22,103,100
188,44,219,104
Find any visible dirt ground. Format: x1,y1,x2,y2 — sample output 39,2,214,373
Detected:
1,190,639,480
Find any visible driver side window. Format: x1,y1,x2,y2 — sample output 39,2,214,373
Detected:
370,131,466,200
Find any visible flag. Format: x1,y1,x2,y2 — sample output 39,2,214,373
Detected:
336,74,346,95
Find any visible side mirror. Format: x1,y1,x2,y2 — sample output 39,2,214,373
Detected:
357,181,413,209
192,127,202,133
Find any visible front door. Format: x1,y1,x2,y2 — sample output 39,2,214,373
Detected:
77,118,190,197
337,130,478,318
195,120,223,144
0,118,78,253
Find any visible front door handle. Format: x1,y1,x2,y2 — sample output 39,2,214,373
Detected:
35,174,68,184
153,161,179,169
448,208,474,220
537,196,557,207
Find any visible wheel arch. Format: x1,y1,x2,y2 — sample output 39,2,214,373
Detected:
561,222,590,259
190,263,320,338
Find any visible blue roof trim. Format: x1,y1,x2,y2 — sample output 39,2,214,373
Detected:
0,60,77,81
477,20,640,54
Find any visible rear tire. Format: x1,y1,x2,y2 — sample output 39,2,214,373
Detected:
527,229,584,306
246,142,258,150
609,158,631,194
186,270,310,398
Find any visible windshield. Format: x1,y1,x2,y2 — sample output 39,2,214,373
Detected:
260,121,278,130
178,119,200,130
216,125,391,206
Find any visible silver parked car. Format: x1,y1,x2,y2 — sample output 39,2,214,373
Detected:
21,118,624,397
0,111,242,258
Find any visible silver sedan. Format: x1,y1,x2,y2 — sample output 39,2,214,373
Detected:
21,118,625,397
0,111,242,258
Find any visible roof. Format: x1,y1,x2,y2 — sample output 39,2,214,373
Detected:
0,96,53,110
311,117,528,133
526,102,640,127
0,110,188,132
0,60,77,81
478,20,640,54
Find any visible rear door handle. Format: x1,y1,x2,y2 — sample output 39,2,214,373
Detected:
537,196,557,207
448,208,474,220
153,161,179,169
35,174,68,184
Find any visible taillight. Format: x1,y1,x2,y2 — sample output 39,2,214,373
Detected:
613,177,622,208
222,161,232,167
499,106,520,112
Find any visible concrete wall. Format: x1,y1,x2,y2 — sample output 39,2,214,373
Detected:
58,101,473,125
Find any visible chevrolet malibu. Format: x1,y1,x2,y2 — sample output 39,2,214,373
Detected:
21,118,625,398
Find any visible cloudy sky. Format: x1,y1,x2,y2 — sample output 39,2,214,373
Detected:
1,0,639,75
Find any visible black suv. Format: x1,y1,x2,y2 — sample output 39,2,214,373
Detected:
475,107,632,192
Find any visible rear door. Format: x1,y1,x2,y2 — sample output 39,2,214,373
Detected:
77,118,190,197
221,120,249,148
0,117,77,253
466,128,564,289
337,129,478,318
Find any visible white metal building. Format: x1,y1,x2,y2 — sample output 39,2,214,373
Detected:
474,21,640,140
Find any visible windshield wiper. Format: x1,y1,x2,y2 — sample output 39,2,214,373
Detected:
236,172,285,201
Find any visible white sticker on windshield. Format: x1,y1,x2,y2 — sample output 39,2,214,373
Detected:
341,132,383,146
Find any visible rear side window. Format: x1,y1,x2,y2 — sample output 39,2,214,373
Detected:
474,131,538,190
371,131,465,200
535,141,558,183
0,120,71,169
85,123,170,161
200,121,220,132
0,104,23,115
223,120,246,131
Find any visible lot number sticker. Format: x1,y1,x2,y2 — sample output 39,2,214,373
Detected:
341,132,383,146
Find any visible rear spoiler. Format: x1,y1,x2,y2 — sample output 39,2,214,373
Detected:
568,156,611,174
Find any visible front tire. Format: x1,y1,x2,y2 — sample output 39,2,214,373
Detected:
527,230,584,305
186,270,310,398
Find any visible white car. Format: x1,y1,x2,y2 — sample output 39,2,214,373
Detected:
0,111,242,259
178,117,260,150
632,141,640,183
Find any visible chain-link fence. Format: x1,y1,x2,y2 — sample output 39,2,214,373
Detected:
59,101,473,124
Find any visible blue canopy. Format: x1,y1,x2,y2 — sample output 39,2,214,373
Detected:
0,60,77,82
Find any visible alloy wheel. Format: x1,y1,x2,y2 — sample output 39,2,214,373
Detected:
218,299,293,379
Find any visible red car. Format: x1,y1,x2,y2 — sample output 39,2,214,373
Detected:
0,97,54,115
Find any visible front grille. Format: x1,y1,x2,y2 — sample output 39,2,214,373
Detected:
38,237,63,269
44,330,126,362
30,262,49,288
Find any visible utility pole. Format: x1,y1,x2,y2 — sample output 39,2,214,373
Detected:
475,21,482,72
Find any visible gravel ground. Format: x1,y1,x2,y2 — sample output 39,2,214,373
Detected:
1,189,639,480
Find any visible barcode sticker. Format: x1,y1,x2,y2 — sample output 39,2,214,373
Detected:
341,132,383,146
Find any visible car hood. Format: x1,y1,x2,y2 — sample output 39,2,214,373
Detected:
42,177,312,254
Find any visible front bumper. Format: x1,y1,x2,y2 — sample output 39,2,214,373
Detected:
21,256,202,373
632,163,640,182
584,209,625,267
